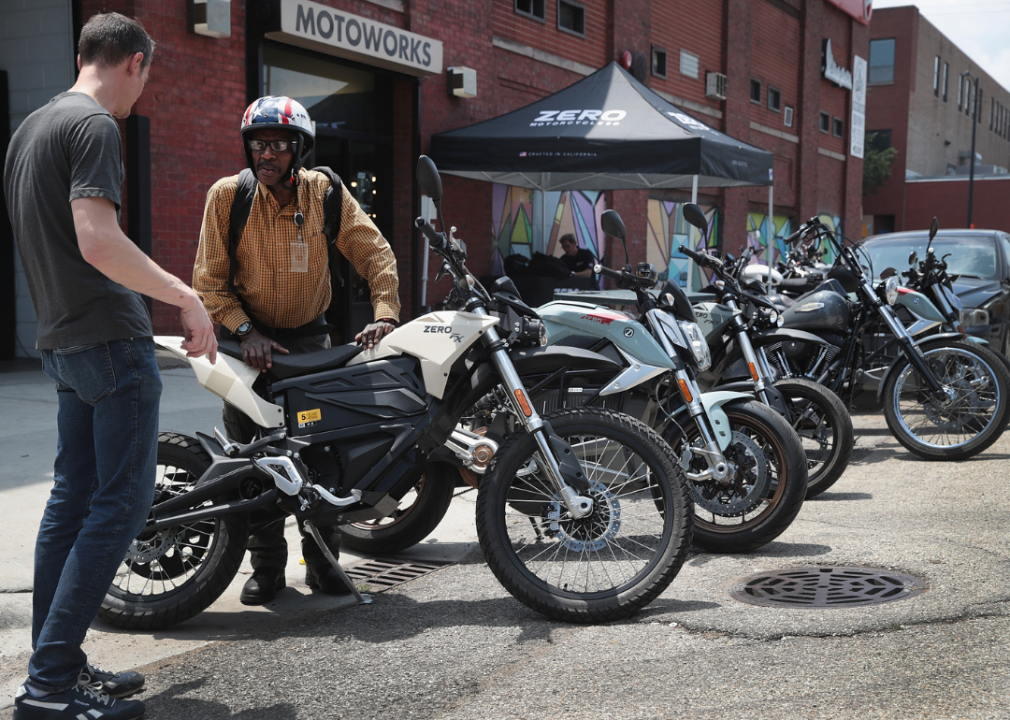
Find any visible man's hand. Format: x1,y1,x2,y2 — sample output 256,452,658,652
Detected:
240,328,289,371
179,296,218,364
355,321,396,350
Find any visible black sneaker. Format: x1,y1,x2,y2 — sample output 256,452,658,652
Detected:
13,678,144,720
80,663,146,699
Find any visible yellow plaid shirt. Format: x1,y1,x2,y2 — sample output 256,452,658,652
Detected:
193,169,400,333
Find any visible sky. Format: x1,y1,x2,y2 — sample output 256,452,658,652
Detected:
870,0,1010,91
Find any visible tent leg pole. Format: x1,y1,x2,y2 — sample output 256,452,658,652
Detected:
767,185,773,268
686,175,699,293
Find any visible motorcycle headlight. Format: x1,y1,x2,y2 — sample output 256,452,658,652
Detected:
879,276,899,306
676,320,712,371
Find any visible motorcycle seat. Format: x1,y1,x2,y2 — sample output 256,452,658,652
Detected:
217,339,363,380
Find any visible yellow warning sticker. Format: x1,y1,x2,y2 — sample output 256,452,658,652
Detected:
297,408,322,426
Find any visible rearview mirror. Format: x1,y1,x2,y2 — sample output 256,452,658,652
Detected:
683,203,708,237
908,250,918,266
416,155,443,203
880,267,897,279
601,209,626,241
928,216,939,243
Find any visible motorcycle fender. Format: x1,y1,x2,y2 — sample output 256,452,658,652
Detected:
749,327,831,349
713,380,788,416
700,391,752,450
154,336,284,428
874,334,979,403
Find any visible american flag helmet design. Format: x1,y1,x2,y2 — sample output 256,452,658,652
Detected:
240,95,314,154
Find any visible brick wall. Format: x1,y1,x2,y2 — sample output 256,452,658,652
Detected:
904,177,1010,233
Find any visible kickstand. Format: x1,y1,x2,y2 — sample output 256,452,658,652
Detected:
304,520,372,605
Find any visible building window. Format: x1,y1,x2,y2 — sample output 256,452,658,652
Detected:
957,74,963,110
557,0,585,36
750,79,761,104
767,86,781,112
515,0,546,21
933,56,940,96
819,111,830,133
867,130,892,151
784,105,794,128
833,116,844,138
991,98,995,130
942,62,949,102
868,38,895,84
679,49,699,79
651,45,667,78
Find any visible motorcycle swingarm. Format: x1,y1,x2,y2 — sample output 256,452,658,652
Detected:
147,489,280,532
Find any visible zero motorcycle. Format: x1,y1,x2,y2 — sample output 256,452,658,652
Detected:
534,209,809,553
99,156,693,628
763,216,1010,461
677,205,853,499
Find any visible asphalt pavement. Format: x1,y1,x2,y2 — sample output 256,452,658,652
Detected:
2,357,1010,719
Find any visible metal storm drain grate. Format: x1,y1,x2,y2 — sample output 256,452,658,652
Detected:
729,566,928,608
343,559,453,592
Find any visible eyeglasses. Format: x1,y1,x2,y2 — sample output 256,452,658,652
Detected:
247,139,294,153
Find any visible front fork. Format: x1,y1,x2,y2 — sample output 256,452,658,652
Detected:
870,287,947,398
477,310,594,519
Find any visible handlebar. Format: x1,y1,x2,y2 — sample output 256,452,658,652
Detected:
593,263,657,290
678,244,723,269
415,217,447,252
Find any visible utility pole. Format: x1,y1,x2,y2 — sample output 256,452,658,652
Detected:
962,71,979,229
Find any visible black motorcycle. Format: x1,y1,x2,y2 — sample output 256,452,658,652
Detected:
678,204,853,499
764,216,1010,461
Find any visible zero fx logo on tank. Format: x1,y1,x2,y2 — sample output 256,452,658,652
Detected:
530,109,628,127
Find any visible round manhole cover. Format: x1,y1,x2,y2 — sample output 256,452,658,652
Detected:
729,566,928,608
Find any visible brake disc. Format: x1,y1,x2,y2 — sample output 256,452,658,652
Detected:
544,481,621,552
691,431,769,516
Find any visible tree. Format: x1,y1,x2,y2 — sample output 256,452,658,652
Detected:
863,132,899,195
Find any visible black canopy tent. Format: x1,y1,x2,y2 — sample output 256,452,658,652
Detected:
426,62,776,295
429,62,774,192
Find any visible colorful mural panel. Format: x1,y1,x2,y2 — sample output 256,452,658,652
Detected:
491,184,606,275
646,199,718,290
745,212,841,269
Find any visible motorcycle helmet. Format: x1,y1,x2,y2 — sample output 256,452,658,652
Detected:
240,96,315,183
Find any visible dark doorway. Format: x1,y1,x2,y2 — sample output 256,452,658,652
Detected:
873,214,895,235
261,44,395,343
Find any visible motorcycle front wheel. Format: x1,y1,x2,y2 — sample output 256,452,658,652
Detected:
883,340,1010,460
98,433,249,630
476,408,692,623
664,400,808,553
773,378,854,499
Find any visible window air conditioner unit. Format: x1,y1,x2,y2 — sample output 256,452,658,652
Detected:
706,72,727,101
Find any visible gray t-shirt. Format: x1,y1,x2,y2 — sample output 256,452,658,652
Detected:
3,92,151,349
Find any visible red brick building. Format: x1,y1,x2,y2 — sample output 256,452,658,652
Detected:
1,0,870,357
863,6,1010,236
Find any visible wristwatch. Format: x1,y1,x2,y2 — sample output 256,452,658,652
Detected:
234,321,253,337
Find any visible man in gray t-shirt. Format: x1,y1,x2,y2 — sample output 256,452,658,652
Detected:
3,13,216,720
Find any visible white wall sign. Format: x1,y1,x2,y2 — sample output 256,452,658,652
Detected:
850,55,867,159
270,0,443,76
822,38,853,90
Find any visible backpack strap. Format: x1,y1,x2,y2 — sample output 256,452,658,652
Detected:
308,165,346,288
227,168,258,295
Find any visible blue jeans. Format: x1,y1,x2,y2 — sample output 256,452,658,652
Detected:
29,338,161,693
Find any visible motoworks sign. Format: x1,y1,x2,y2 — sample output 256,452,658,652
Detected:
266,0,443,76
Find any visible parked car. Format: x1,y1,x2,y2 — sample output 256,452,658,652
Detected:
859,229,1010,356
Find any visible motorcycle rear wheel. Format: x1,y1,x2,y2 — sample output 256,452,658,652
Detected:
337,462,457,555
773,378,854,499
664,400,808,553
476,408,692,623
98,433,249,630
883,340,1010,460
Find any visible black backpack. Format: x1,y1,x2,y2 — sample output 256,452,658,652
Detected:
226,166,346,297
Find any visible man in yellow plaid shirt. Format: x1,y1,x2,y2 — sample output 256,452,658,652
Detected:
193,95,399,605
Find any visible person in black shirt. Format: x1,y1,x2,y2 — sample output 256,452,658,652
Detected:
559,233,597,276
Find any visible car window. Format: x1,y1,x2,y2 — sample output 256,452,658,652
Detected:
862,236,998,280
998,234,1010,270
